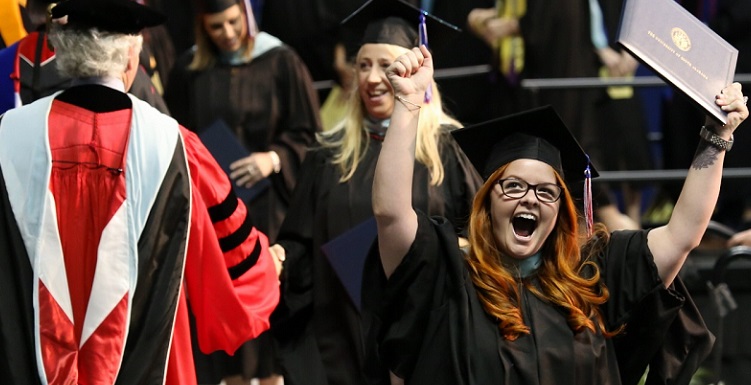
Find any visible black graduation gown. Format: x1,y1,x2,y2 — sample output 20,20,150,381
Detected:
363,212,714,385
165,40,320,241
271,128,482,385
427,0,502,124
519,0,617,207
590,0,652,173
520,0,600,160
260,0,361,83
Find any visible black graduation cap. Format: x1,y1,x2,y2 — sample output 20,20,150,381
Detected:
196,0,237,13
196,0,258,37
339,0,460,54
451,106,598,183
49,0,166,34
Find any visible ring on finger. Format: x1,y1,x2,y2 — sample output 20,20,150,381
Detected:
744,96,748,106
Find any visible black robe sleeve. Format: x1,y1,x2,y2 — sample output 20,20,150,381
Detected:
129,67,170,115
600,230,715,385
270,148,328,341
436,129,482,236
163,51,195,130
363,211,465,384
263,47,321,199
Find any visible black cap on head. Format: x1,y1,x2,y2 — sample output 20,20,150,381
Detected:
196,0,239,13
451,106,598,183
340,0,460,55
50,0,166,34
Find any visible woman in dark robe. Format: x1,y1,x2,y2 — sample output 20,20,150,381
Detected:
369,44,748,384
164,0,320,242
269,1,482,384
163,0,320,384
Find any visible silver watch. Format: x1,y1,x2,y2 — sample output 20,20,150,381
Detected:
700,125,733,151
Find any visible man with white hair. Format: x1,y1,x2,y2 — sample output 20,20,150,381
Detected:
0,0,170,115
0,1,281,384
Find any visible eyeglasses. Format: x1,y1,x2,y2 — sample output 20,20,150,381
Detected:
497,178,563,203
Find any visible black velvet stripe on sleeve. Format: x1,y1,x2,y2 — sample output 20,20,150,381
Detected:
228,236,262,280
208,188,239,223
218,209,254,252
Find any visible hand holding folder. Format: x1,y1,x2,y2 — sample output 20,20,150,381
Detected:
617,0,738,124
198,119,271,202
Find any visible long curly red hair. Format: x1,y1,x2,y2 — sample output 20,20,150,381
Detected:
465,164,619,340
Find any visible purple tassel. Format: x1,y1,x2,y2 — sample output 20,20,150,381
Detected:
583,155,594,237
418,12,432,103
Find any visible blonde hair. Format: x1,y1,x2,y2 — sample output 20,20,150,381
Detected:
49,25,143,79
188,2,253,71
317,45,461,186
465,165,619,340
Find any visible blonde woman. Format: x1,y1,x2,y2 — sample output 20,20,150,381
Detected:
165,0,320,242
269,1,482,384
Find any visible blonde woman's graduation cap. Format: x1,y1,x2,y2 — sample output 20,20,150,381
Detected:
339,0,460,53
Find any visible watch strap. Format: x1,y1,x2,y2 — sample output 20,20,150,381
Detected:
700,125,733,151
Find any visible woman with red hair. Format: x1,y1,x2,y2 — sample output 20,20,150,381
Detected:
367,44,748,385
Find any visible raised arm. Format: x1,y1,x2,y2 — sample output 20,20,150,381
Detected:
372,45,432,278
648,83,748,286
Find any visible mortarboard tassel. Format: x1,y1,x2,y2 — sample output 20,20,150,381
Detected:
418,12,432,103
243,0,258,38
583,155,594,237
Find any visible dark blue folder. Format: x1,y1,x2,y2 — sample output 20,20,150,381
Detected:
0,43,19,114
321,217,378,312
198,119,270,202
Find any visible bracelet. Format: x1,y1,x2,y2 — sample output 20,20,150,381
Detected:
269,151,281,173
394,95,421,111
699,125,733,151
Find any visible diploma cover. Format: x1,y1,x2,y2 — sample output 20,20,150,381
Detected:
617,0,738,124
198,119,270,202
321,217,378,312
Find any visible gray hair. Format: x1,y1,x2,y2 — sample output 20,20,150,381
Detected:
49,25,143,79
